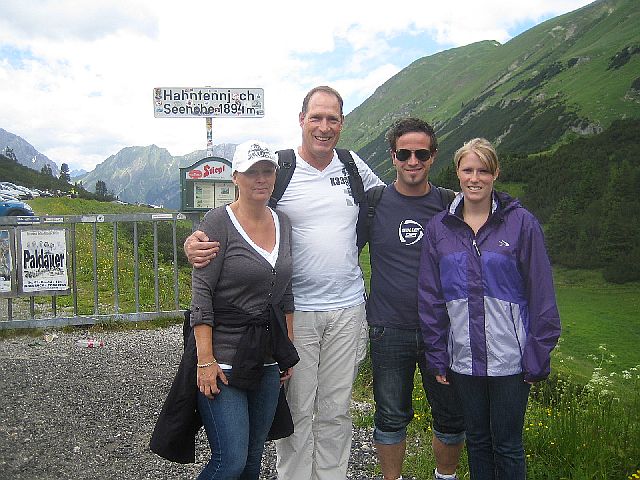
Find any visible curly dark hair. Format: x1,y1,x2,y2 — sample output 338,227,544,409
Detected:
385,117,438,152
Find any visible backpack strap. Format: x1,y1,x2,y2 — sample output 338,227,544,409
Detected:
336,148,364,204
269,149,296,209
365,185,386,227
436,186,456,209
356,184,386,251
270,148,366,208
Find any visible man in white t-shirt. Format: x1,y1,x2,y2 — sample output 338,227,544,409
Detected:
184,85,383,479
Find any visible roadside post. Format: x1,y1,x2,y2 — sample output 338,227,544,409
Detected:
153,87,265,226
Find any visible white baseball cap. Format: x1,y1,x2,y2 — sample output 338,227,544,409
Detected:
232,140,279,173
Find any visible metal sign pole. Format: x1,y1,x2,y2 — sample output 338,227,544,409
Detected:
206,117,213,157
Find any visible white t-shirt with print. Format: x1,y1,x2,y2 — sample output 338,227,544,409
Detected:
276,149,383,311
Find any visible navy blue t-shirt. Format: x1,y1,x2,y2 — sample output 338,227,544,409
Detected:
367,183,452,329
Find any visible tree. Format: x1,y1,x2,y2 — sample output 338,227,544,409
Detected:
40,164,53,176
545,197,580,266
598,160,640,265
59,163,71,183
95,180,108,199
432,164,459,191
4,147,17,162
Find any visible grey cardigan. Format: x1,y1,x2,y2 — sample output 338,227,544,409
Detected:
190,206,294,365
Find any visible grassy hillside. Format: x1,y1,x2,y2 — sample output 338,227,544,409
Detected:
340,0,640,182
552,268,640,381
0,155,74,193
0,154,114,201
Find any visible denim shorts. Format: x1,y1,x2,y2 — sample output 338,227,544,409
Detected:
369,325,465,445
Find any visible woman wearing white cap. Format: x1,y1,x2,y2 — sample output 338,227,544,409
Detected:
190,140,299,479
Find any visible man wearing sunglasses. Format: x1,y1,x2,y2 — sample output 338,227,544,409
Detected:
363,117,465,480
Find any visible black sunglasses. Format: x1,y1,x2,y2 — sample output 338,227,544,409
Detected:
394,149,433,162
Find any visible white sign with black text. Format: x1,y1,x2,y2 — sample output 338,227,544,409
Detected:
154,87,264,118
19,229,70,293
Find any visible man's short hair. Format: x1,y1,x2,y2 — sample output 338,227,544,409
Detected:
385,117,438,153
301,86,344,116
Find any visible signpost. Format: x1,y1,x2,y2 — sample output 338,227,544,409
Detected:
153,87,264,211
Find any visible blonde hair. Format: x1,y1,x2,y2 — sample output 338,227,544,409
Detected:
453,138,499,175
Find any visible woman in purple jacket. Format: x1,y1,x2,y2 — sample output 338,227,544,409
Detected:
418,138,561,480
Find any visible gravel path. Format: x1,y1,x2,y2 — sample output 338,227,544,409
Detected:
0,325,383,480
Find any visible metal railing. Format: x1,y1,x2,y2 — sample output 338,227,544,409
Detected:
0,212,199,329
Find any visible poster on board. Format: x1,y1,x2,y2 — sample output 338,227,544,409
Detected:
0,230,13,294
215,182,235,206
19,228,70,294
194,182,215,209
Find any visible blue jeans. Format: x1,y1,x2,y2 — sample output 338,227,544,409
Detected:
197,365,280,480
450,372,531,480
370,326,465,445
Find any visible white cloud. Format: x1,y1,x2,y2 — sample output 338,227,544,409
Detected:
0,0,157,41
0,0,594,171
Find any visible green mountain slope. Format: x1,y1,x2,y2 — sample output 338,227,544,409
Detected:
340,0,640,182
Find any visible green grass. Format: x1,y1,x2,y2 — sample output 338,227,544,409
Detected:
552,267,640,389
28,196,156,215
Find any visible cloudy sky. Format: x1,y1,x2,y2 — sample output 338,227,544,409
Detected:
0,0,594,172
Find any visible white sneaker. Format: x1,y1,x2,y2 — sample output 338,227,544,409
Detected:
433,469,458,480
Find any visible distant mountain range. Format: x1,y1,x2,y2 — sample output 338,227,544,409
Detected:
2,0,638,203
0,128,60,177
0,127,235,209
70,168,87,179
76,144,236,209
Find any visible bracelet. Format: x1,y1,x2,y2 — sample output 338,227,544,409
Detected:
197,359,218,368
